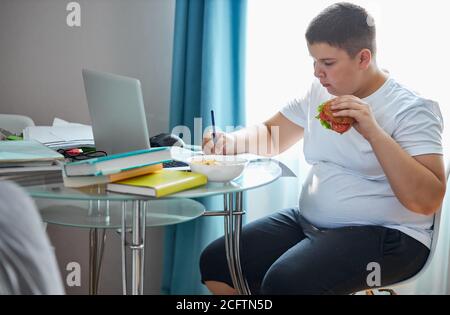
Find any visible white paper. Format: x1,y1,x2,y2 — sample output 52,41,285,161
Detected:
52,117,89,127
23,118,95,149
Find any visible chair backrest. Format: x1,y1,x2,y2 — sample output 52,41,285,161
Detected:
0,114,35,135
387,156,450,288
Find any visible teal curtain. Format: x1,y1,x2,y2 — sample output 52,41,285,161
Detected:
161,0,247,294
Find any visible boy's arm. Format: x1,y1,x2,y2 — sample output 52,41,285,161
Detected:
332,95,446,215
203,112,304,157
369,132,446,215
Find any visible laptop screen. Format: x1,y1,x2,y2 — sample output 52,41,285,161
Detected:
82,69,151,155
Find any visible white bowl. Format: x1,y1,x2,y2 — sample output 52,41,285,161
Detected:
188,155,248,182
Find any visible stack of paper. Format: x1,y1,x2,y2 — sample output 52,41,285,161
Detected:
1,170,63,187
23,118,94,149
0,140,64,182
0,140,64,165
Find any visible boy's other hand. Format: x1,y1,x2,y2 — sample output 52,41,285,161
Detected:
202,132,237,155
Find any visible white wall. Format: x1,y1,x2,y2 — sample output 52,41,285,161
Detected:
0,0,174,134
0,0,175,294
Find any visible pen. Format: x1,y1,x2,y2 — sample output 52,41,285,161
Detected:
210,110,217,145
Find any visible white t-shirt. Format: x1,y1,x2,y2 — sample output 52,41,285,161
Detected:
280,77,444,248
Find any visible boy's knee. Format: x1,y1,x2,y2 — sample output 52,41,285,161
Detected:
260,265,324,295
260,266,292,295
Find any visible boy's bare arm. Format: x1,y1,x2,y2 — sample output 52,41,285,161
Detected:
332,95,446,215
369,132,446,215
203,112,304,157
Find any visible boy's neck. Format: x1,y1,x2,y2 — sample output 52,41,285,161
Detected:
354,66,389,99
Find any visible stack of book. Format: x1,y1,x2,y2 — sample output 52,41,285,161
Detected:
0,140,65,168
106,169,207,198
63,147,207,197
63,147,170,187
0,140,65,185
63,162,164,187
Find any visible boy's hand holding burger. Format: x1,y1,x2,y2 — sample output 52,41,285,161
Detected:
316,95,384,142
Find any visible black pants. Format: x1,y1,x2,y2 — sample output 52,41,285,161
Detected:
200,208,429,295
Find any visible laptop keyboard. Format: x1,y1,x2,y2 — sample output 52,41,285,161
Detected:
163,160,189,168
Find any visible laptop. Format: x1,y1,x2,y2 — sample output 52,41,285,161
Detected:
82,69,190,169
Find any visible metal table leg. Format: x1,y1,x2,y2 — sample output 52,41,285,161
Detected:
204,192,251,295
88,228,106,295
224,192,251,295
121,201,128,295
120,200,147,295
88,198,108,295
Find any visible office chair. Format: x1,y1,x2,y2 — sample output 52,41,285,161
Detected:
364,157,450,295
0,114,35,135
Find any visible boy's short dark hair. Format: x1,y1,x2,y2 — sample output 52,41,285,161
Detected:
305,2,376,58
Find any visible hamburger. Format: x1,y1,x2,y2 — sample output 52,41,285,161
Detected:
315,100,355,134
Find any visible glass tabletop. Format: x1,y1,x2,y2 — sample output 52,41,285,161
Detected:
34,198,205,229
22,160,282,201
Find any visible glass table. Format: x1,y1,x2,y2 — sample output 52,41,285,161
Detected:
32,197,205,295
21,159,282,295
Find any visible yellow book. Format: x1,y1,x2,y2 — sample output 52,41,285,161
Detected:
108,163,163,182
106,170,207,197
62,163,163,188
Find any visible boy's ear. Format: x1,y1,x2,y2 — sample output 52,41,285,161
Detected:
358,49,372,70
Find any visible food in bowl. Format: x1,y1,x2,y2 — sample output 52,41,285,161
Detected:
190,159,221,166
188,155,248,182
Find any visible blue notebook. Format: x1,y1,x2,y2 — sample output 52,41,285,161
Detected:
0,140,64,164
64,147,172,176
